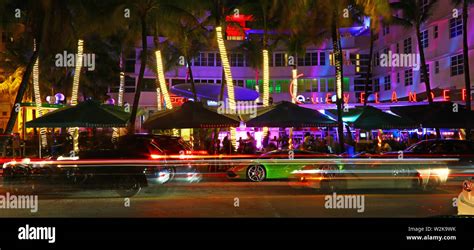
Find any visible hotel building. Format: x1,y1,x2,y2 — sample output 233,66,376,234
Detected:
108,1,474,131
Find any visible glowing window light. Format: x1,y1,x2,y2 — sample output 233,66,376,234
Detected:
155,50,172,110
32,40,47,148
262,49,270,107
216,26,236,111
70,39,84,153
356,54,360,73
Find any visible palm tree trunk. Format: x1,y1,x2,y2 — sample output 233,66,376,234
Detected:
3,50,39,136
129,15,148,133
463,0,472,140
153,27,172,110
416,23,440,139
155,50,172,109
332,13,345,153
186,58,198,101
364,28,374,106
219,69,225,101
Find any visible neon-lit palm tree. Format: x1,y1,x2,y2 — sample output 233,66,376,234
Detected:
390,0,439,137
353,0,391,106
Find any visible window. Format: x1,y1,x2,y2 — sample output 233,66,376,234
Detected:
404,69,413,86
312,79,319,92
403,37,412,54
421,64,430,83
319,79,327,92
297,79,313,92
384,75,391,91
327,79,335,92
142,78,157,91
311,53,318,66
374,78,380,92
194,52,207,66
297,52,318,66
434,25,438,39
207,53,215,66
274,80,290,93
435,61,439,74
232,80,244,87
450,54,464,76
124,50,136,73
449,17,463,38
319,52,326,66
230,53,244,67
216,53,222,66
124,76,136,92
343,77,350,92
274,52,285,67
420,30,429,48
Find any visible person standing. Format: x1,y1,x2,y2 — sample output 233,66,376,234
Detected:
12,133,21,158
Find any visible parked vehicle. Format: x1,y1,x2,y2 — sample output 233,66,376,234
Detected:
1,134,203,197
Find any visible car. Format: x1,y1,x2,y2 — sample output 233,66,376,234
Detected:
1,134,204,197
384,139,474,162
458,178,474,215
227,149,335,182
78,134,203,184
383,139,474,182
291,154,455,192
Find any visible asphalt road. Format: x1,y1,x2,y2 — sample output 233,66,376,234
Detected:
0,177,463,218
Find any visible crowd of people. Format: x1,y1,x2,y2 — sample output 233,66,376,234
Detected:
200,130,442,156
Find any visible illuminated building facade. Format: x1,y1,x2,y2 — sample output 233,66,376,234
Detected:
108,3,474,130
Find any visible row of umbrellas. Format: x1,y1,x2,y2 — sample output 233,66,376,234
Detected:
25,100,474,130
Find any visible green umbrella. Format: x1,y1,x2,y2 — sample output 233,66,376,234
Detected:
245,101,337,127
143,101,240,129
353,106,417,129
327,106,417,129
390,102,474,128
26,100,130,128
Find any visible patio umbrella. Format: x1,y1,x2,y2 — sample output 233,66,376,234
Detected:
26,100,130,128
390,102,474,128
245,101,337,127
143,101,241,129
353,106,418,129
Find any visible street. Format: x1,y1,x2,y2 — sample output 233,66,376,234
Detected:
0,177,462,218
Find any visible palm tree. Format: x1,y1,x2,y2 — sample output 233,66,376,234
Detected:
198,0,240,106
353,0,391,106
390,0,439,137
237,36,263,93
158,11,207,102
239,0,281,107
114,0,195,133
0,0,84,154
1,0,48,138
452,0,473,140
307,0,352,153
